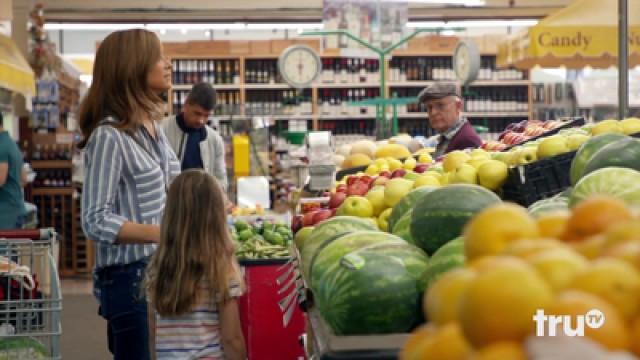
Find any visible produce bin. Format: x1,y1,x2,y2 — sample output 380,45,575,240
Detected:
502,150,577,206
239,258,305,360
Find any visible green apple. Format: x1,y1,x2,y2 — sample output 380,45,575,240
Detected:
337,196,374,218
413,174,441,188
451,163,478,185
294,226,314,249
591,119,623,136
517,147,538,165
443,150,471,172
403,171,420,181
478,160,509,191
424,171,443,182
377,208,393,232
384,178,414,208
365,186,387,216
537,135,570,159
403,157,417,170
468,157,490,170
621,117,640,135
566,134,591,151
470,148,491,160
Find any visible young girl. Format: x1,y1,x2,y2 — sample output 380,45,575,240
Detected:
145,170,246,360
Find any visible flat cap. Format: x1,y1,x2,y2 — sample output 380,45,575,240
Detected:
417,83,460,103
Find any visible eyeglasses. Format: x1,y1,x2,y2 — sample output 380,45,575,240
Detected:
426,100,455,113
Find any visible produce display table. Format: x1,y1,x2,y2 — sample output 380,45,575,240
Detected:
238,258,305,360
304,308,408,360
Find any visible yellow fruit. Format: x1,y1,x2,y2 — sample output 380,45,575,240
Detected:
418,153,433,164
414,148,434,156
562,196,634,242
349,139,377,158
379,164,390,172
424,268,476,326
342,153,372,168
467,158,489,170
477,160,509,191
621,117,640,135
601,220,640,250
545,290,630,351
375,144,411,159
450,163,478,185
464,204,539,261
470,342,527,360
388,158,403,171
365,186,386,216
403,157,417,170
470,148,491,160
571,234,607,260
365,163,380,175
602,242,640,271
535,211,570,239
591,119,624,136
399,324,438,360
377,208,393,232
528,248,589,292
443,150,471,172
569,258,640,320
631,317,640,356
468,255,533,273
374,158,389,167
424,171,443,182
459,258,553,347
413,175,441,189
502,238,568,260
401,323,471,360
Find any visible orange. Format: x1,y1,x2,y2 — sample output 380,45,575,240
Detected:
470,342,527,360
562,196,634,242
601,220,640,250
528,248,588,292
602,241,640,271
424,268,476,326
400,323,471,360
464,203,539,261
535,211,570,239
468,255,531,273
568,258,640,321
459,258,553,347
545,290,630,351
502,238,569,260
631,317,640,356
570,234,607,260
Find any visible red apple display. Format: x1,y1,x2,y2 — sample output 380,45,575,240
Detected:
328,191,347,209
303,211,317,227
391,169,407,178
291,215,303,233
414,164,430,173
312,209,333,224
346,181,369,196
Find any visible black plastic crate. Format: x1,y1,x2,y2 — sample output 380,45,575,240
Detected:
502,150,577,206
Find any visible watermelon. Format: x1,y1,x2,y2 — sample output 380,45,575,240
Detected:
570,167,640,208
422,237,465,293
392,210,415,244
528,199,569,218
570,133,627,185
388,186,438,231
410,184,502,255
310,231,405,287
314,242,428,335
581,137,640,177
301,216,378,277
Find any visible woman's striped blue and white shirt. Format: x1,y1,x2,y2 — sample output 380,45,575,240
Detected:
81,120,181,268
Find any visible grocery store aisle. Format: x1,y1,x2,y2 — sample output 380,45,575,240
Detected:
61,279,110,360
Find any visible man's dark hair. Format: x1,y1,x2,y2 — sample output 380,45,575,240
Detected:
186,82,216,112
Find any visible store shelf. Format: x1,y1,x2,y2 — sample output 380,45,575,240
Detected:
214,115,313,121
388,80,529,87
245,83,291,90
31,160,73,169
315,82,381,88
31,187,75,196
318,114,377,120
389,81,453,87
172,84,241,90
396,112,529,118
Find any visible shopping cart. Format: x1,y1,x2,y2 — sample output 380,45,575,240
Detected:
0,229,62,360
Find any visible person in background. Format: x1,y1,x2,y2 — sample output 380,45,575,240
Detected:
145,169,246,360
0,112,27,229
417,83,482,158
79,29,180,360
163,82,228,190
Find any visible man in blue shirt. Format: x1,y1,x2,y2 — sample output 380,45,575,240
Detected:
0,112,27,229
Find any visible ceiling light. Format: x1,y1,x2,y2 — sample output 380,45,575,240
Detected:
44,23,145,31
204,30,211,37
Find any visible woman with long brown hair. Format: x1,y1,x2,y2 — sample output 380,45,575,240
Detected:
145,170,246,359
79,28,180,360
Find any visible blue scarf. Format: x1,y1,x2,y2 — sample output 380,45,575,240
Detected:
176,113,207,170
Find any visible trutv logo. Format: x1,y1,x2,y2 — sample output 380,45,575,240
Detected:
533,309,605,336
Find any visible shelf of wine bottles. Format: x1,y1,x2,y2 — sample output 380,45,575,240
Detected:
171,59,240,85
172,89,241,116
398,119,436,137
464,87,529,113
245,89,313,116
245,59,282,84
318,119,376,136
318,88,379,117
391,88,427,113
30,143,73,161
320,58,380,84
33,169,73,188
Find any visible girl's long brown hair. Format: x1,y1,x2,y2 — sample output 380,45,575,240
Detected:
77,28,165,148
146,170,241,316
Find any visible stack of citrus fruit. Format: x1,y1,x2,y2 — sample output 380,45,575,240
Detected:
400,196,640,359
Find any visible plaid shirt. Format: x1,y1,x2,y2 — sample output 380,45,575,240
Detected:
434,117,467,158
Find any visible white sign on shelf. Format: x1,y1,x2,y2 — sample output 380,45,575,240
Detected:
575,73,640,108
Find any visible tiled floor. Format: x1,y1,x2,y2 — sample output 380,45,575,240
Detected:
61,278,93,295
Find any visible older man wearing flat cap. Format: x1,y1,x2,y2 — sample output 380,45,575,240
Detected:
417,83,482,158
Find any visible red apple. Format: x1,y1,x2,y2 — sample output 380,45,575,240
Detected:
330,208,337,217
346,175,359,186
414,164,431,173
335,184,347,193
312,209,333,225
346,181,369,196
328,191,347,209
291,215,303,234
391,169,407,178
378,171,392,178
359,175,374,187
373,176,389,187
303,211,317,227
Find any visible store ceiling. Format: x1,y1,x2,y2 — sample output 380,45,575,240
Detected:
38,0,573,22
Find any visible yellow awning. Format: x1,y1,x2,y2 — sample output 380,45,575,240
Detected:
497,0,640,69
0,33,35,96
